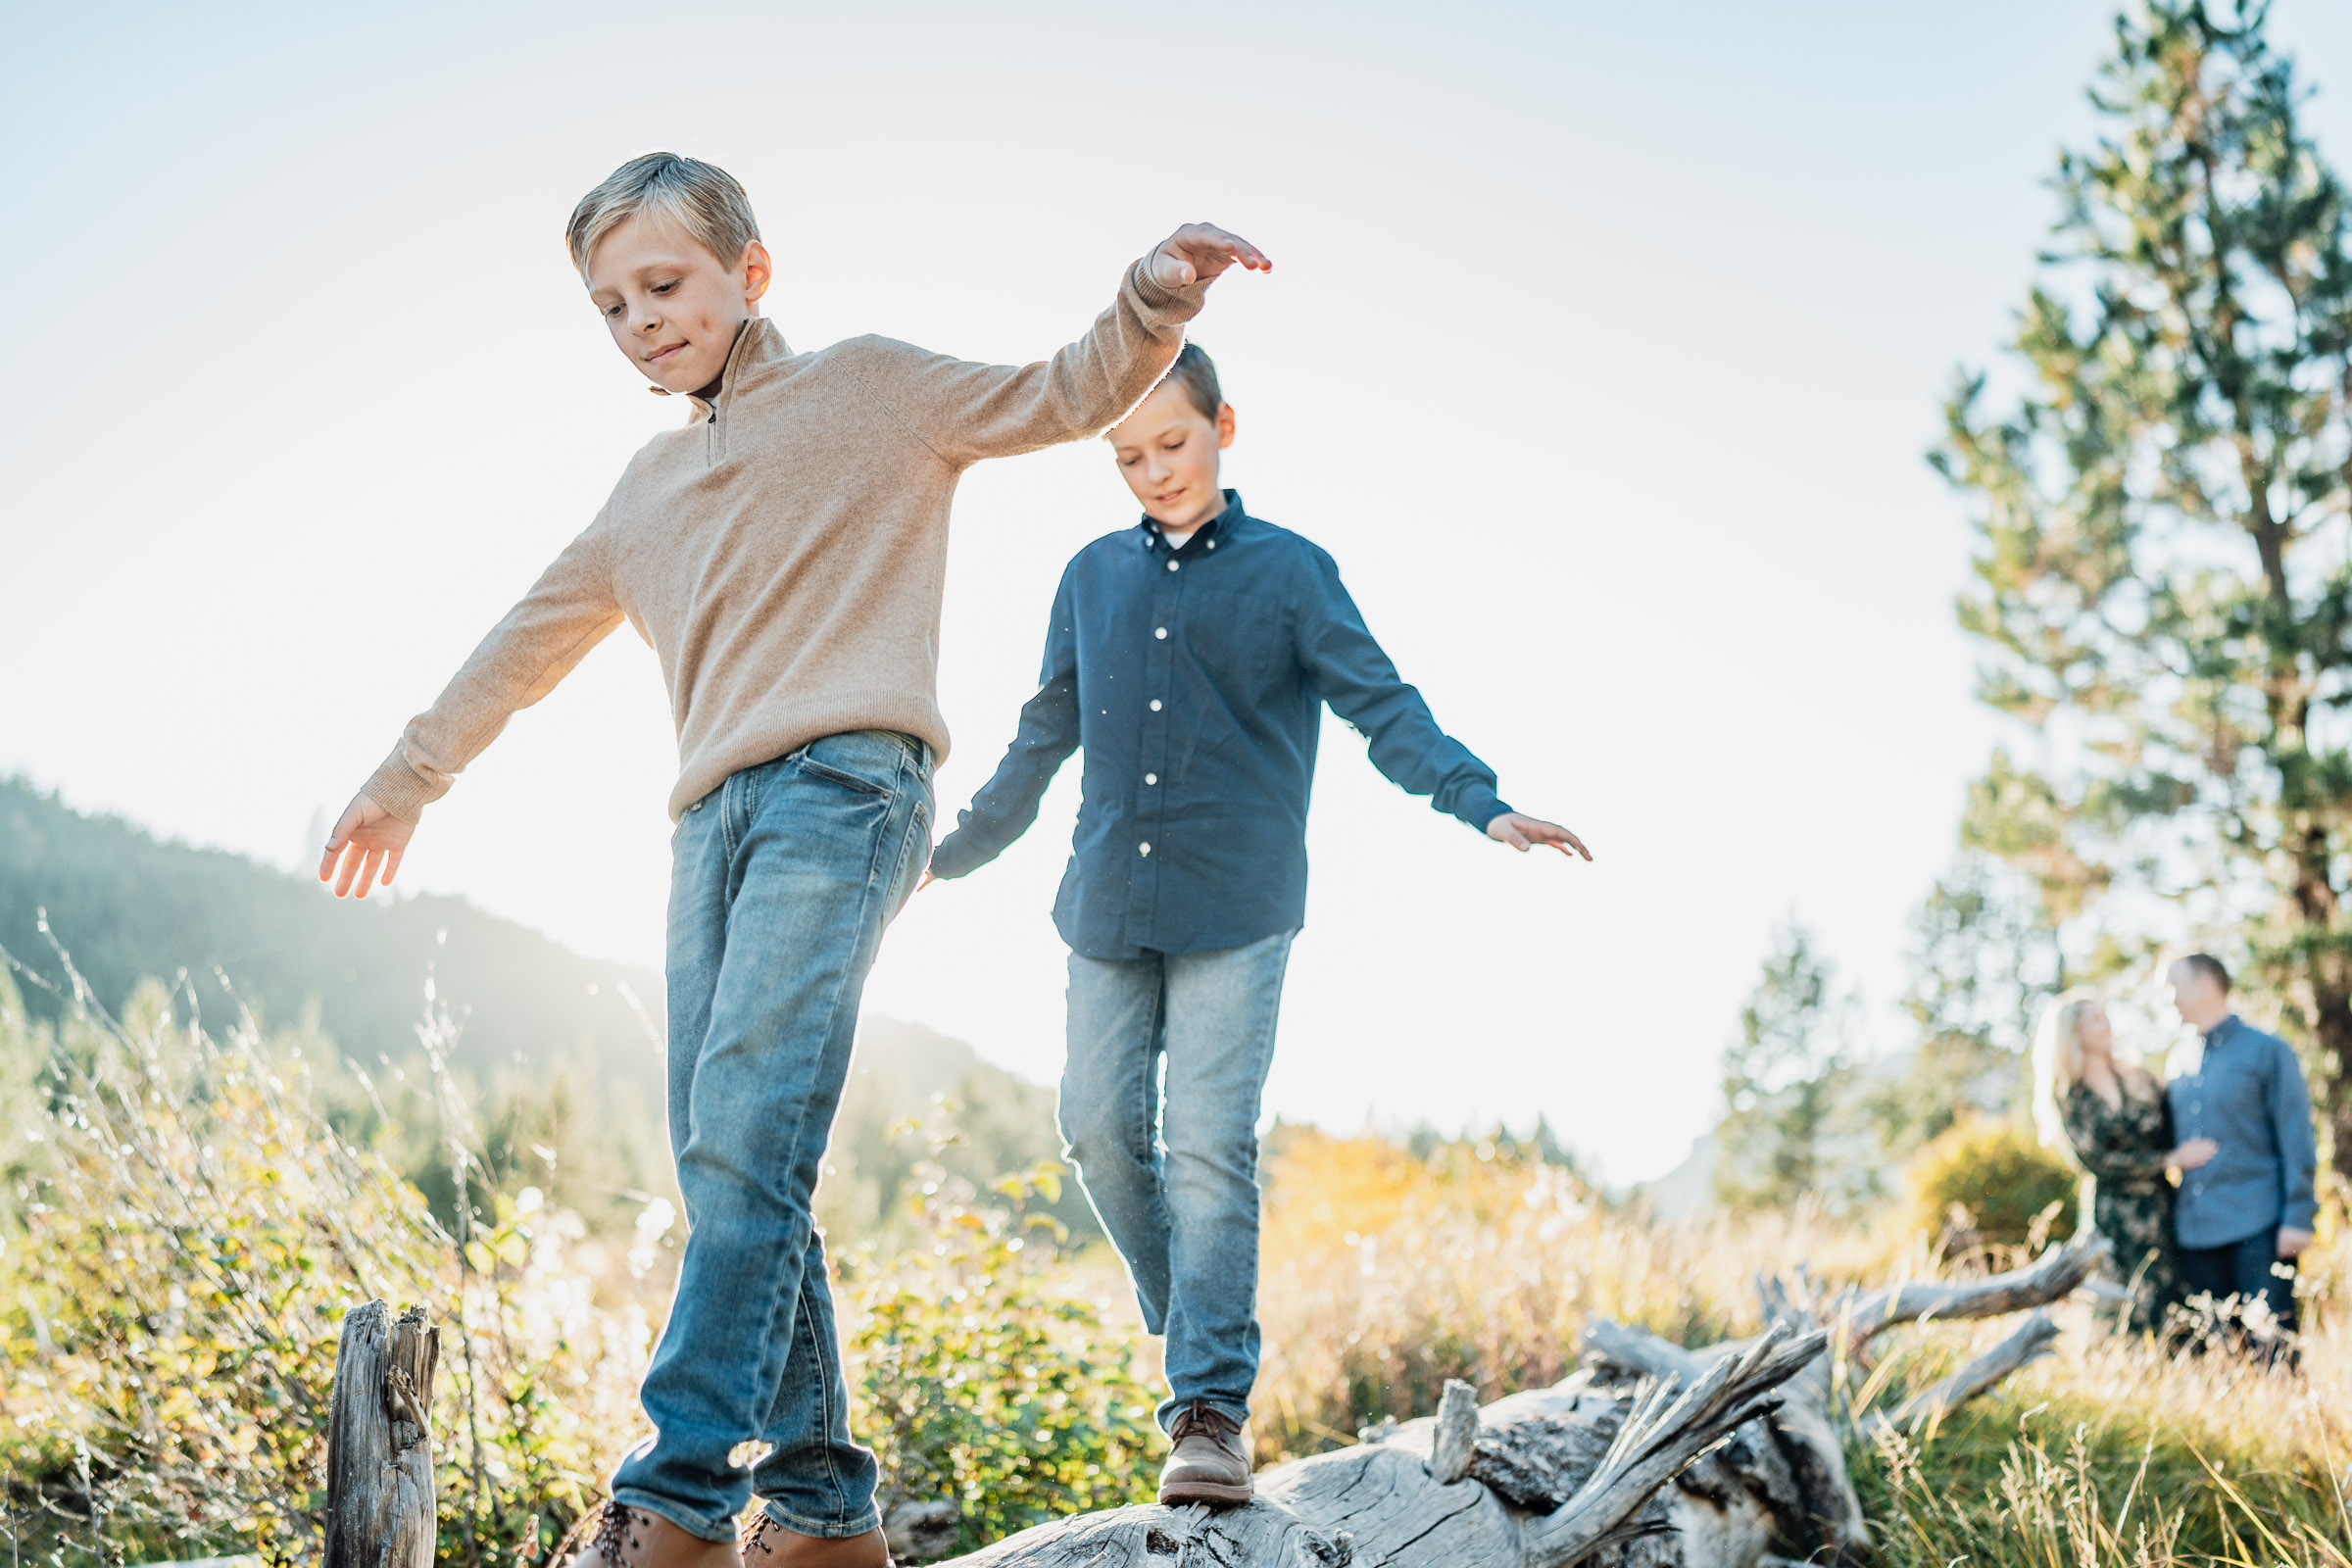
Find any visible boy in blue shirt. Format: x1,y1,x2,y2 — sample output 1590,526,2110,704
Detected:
925,345,1586,1504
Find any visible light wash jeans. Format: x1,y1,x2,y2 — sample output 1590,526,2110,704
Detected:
1058,929,1297,1432
612,730,932,1542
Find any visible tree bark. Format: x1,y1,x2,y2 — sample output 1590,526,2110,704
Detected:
324,1300,440,1568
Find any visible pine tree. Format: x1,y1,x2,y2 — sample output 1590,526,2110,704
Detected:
1715,922,1858,1210
1870,856,2067,1154
1936,0,2352,1175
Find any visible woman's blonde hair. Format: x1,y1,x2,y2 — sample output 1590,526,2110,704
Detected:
565,152,760,278
2031,987,2156,1150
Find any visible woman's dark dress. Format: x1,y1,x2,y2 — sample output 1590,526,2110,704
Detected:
2059,1081,2181,1333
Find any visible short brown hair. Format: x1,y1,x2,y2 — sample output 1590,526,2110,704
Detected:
1164,343,1224,420
565,152,760,277
2174,952,2232,993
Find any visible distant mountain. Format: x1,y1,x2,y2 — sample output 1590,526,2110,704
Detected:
0,776,667,1100
1636,1134,1719,1222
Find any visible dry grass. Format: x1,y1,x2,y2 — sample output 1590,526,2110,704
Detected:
1249,1128,2352,1565
7,965,2346,1567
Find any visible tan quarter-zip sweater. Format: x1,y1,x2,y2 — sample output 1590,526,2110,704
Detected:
365,257,1205,824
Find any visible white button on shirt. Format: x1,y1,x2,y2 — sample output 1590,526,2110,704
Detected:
1166,560,1180,571
1139,842,1152,856
1150,700,1162,711
1154,627,1168,639
1145,773,1158,785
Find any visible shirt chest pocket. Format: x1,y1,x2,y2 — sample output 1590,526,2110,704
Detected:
1183,591,1292,683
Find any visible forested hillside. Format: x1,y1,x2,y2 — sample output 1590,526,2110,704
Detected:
0,775,1089,1237
0,775,668,1100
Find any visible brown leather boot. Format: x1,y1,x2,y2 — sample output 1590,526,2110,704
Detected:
563,1503,743,1568
1157,1400,1252,1507
739,1513,893,1568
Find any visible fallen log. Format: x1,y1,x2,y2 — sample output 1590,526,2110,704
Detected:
921,1231,2107,1567
323,1300,440,1568
1571,1229,2110,1564
925,1327,1823,1567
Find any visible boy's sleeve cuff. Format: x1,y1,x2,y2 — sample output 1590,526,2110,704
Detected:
1456,789,1511,834
1126,256,1209,327
925,831,978,881
363,744,439,827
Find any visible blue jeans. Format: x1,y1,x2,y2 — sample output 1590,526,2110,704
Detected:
612,731,933,1541
2180,1226,2299,1335
1057,930,1296,1433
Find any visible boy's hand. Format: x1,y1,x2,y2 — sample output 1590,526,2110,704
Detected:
319,792,414,900
2278,1225,2314,1260
1150,223,1271,290
1487,812,1592,859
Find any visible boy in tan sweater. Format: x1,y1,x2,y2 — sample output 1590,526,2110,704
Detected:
317,152,1265,1568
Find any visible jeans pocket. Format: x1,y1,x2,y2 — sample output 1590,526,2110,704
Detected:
798,757,891,798
794,733,903,799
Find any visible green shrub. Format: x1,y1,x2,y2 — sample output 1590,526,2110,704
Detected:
1903,1116,2078,1250
0,954,1159,1568
840,1160,1158,1557
0,965,654,1568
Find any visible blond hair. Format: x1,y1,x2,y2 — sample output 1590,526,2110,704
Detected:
2031,987,2157,1152
565,152,760,277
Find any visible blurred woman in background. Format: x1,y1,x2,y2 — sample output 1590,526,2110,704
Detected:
2032,989,2216,1334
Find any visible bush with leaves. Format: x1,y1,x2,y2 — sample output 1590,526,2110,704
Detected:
840,1156,1159,1556
1902,1116,2078,1253
0,954,662,1568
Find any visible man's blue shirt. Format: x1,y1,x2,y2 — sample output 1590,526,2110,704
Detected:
928,492,1511,958
2167,1013,2320,1250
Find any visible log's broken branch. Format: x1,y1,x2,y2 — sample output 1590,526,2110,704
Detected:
1580,1319,1705,1388
1427,1379,1480,1485
1868,1309,2063,1437
1838,1232,2109,1354
1523,1325,1825,1568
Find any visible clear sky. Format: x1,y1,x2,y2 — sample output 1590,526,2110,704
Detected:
8,2,2351,1184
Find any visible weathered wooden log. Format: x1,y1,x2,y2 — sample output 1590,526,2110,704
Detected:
904,1236,2110,1566
324,1300,440,1568
1866,1308,2061,1436
925,1325,1825,1567
1576,1230,2112,1566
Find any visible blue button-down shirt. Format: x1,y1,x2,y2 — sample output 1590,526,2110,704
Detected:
2166,1013,2320,1250
928,492,1511,958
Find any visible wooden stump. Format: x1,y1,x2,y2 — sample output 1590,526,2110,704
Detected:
324,1300,440,1568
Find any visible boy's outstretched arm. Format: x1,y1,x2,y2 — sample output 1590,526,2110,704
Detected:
851,224,1269,468
1298,551,1591,862
925,580,1083,887
319,516,622,899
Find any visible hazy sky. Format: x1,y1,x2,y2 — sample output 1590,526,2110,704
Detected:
9,2,2352,1183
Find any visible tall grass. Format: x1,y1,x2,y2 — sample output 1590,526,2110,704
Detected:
1250,1127,2352,1566
3,958,2345,1567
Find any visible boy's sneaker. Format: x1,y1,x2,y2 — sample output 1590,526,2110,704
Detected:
1157,1401,1253,1507
739,1514,892,1568
564,1503,742,1568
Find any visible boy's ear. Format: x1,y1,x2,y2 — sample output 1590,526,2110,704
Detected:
741,240,773,306
1216,402,1237,449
